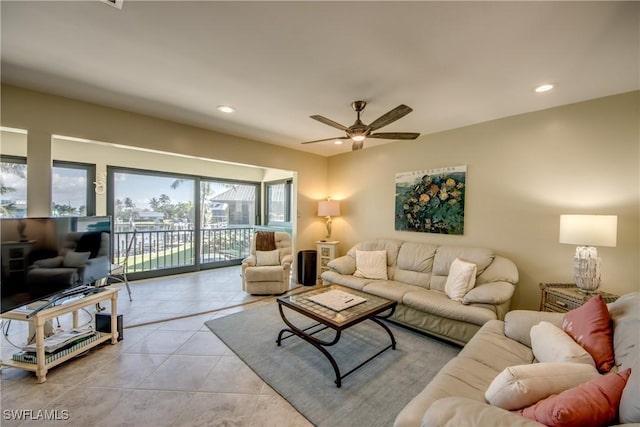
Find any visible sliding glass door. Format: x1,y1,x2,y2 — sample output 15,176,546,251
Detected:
200,180,258,268
108,167,260,278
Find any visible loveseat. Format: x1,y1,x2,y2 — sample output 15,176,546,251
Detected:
321,239,519,345
394,292,640,427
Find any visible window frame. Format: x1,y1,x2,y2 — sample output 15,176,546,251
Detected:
265,179,292,226
52,160,96,216
0,155,28,218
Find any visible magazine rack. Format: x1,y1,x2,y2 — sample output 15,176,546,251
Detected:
0,287,119,383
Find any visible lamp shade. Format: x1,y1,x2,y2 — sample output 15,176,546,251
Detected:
318,200,340,217
559,215,617,247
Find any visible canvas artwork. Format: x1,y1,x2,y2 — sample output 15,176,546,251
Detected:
395,165,467,234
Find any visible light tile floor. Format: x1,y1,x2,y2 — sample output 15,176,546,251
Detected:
1,266,313,427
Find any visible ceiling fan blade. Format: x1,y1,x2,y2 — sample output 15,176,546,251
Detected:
368,132,420,140
367,105,413,131
301,137,349,144
310,115,348,131
352,140,364,151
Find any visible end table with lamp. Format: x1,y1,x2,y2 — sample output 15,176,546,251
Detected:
539,283,619,313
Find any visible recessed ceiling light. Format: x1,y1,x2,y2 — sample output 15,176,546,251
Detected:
334,140,344,145
535,84,554,93
216,105,236,113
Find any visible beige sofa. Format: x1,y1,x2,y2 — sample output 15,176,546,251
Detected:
394,292,640,427
321,239,519,345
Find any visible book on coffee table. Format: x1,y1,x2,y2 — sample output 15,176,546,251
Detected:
307,290,366,311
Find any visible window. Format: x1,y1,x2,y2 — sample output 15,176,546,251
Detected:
52,161,95,216
265,180,292,225
0,156,27,218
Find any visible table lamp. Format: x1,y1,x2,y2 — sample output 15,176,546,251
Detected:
318,199,340,240
559,214,617,294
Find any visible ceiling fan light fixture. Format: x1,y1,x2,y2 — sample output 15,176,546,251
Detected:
351,134,366,142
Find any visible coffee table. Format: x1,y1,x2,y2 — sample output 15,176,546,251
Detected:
276,284,397,387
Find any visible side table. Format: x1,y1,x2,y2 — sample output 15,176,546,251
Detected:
316,241,339,284
539,283,619,313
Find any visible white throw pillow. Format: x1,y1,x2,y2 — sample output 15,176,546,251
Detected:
444,258,477,301
485,362,600,410
255,249,280,266
530,321,595,367
353,250,388,280
63,250,91,268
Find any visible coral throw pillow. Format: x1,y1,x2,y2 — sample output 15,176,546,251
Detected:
562,294,615,373
519,368,631,427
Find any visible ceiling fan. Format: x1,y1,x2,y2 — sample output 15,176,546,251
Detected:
302,100,420,151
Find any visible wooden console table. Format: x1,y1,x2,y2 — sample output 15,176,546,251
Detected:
1,287,119,383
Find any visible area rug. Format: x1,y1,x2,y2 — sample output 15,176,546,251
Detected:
205,303,460,427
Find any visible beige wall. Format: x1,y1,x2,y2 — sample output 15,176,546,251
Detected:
1,84,329,253
327,91,640,309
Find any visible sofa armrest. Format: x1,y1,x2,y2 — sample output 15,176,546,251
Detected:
31,256,64,269
462,281,514,306
241,255,257,267
281,254,293,268
78,256,110,284
422,397,545,427
327,255,356,275
504,310,565,347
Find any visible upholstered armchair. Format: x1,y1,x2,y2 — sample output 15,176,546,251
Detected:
241,231,292,295
26,231,111,292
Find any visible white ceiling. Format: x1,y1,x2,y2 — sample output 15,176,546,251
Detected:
1,1,638,157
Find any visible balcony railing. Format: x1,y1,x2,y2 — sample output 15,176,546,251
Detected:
113,226,254,273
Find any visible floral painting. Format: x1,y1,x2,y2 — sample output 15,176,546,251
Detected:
395,165,466,234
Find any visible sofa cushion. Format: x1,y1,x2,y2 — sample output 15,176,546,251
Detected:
444,258,477,301
422,397,544,427
530,321,595,367
484,362,600,410
354,250,388,280
347,239,402,266
394,242,437,288
608,292,640,423
361,280,418,302
403,290,497,326
562,294,614,373
504,310,565,348
519,368,631,427
431,246,494,292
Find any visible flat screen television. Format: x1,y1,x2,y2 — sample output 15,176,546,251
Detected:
0,216,112,313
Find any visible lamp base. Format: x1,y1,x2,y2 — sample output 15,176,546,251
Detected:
573,246,601,293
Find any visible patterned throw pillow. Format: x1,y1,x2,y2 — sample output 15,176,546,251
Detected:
562,294,615,373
